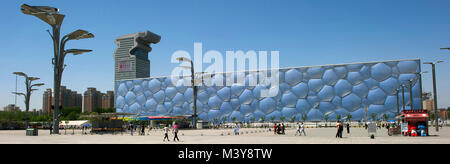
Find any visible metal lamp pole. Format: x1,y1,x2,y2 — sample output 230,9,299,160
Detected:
176,57,212,129
424,61,444,132
408,79,414,110
12,72,44,127
21,4,94,134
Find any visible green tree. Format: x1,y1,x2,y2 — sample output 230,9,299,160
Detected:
302,114,308,122
260,116,266,123
280,116,285,123
346,113,352,122
371,113,377,121
324,114,329,127
269,116,275,123
231,117,237,123
336,114,341,121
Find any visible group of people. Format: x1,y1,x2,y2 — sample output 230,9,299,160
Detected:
163,122,180,142
295,122,306,136
273,123,286,135
336,121,351,138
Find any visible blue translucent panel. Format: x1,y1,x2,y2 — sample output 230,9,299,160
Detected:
125,91,137,105
308,79,324,93
130,103,141,114
332,96,342,108
380,77,400,95
133,85,144,96
144,91,153,100
307,109,324,121
413,98,421,109
188,100,203,113
334,108,349,117
136,94,146,106
398,74,418,85
319,102,336,115
347,72,364,85
266,111,282,122
198,112,208,120
281,107,297,118
183,88,193,103
230,98,240,110
240,104,254,116
371,63,392,82
175,80,187,93
322,69,339,85
125,81,134,91
352,83,369,98
333,66,348,79
116,96,125,109
122,104,129,113
412,82,420,98
318,85,334,101
279,83,291,94
252,85,267,100
285,69,303,85
152,90,165,104
217,87,231,101
399,92,411,107
206,87,217,97
208,95,223,110
260,98,276,114
165,87,177,99
306,67,324,79
219,102,233,115
229,111,244,122
397,61,418,74
291,82,308,98
368,104,385,116
148,79,162,93
360,65,371,80
239,89,254,105
197,91,209,104
281,92,297,108
208,110,220,120
231,83,245,96
368,88,387,105
164,77,175,87
251,99,260,111
172,93,185,107
350,108,365,121
251,111,266,122
145,99,157,112
334,79,352,97
155,104,167,116
117,83,128,97
384,96,398,112
346,63,363,72
307,96,320,108
364,78,379,90
342,93,362,112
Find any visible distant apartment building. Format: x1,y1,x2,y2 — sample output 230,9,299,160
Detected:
2,104,21,112
423,99,435,111
42,86,82,114
83,88,115,113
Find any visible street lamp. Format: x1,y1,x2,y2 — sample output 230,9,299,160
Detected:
415,71,428,109
12,72,44,127
423,60,444,132
21,4,94,134
176,57,212,128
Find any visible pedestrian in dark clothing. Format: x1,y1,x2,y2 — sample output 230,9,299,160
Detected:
173,123,180,141
346,123,350,134
141,124,145,136
281,123,285,135
50,124,53,135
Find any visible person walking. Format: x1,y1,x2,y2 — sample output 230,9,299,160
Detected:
49,124,53,135
295,122,301,136
281,123,285,135
273,124,277,135
163,124,170,142
300,122,306,136
234,123,239,135
336,121,343,138
346,122,350,134
141,124,145,136
173,123,180,141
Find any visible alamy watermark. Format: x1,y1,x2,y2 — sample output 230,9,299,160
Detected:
170,42,280,98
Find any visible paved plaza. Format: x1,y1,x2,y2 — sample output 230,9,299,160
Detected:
1,126,449,144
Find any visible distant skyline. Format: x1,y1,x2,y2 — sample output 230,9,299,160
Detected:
1,0,449,111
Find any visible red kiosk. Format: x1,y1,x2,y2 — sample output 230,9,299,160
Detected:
401,110,429,136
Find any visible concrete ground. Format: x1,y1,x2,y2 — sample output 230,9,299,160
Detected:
0,126,449,144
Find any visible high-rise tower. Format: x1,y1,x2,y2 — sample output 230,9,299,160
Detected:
114,31,161,81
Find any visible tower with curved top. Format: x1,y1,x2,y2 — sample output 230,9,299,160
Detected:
114,31,161,81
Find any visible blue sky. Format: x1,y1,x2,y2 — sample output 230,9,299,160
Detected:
1,0,449,111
